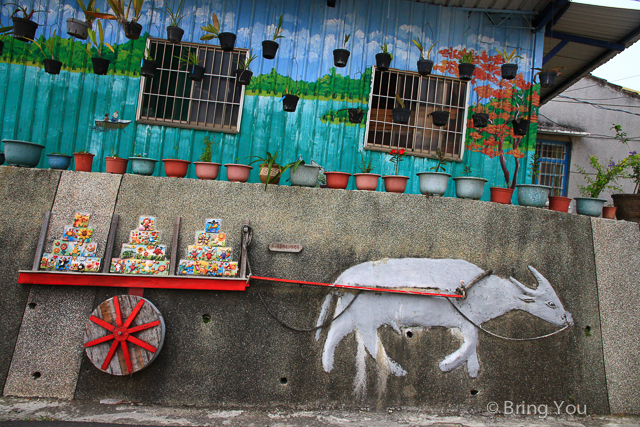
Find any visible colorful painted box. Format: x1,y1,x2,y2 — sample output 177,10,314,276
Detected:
129,230,161,245
40,254,57,270
52,240,97,257
110,258,127,274
205,218,221,233
217,247,233,261
221,261,238,277
186,246,232,261
177,259,195,275
178,260,221,276
62,226,94,243
195,232,226,247
137,260,170,276
72,212,91,228
70,257,101,272
54,255,72,271
120,244,167,260
138,216,155,231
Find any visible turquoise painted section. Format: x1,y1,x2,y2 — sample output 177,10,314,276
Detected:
0,0,543,197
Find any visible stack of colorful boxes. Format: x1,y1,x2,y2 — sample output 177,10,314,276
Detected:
40,213,102,272
177,218,238,277
110,216,170,275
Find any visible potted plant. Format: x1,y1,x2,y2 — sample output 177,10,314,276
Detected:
516,153,551,207
83,21,114,75
289,159,320,187
602,203,617,220
457,48,475,81
86,0,145,40
496,46,521,80
549,187,572,213
176,50,205,81
510,89,530,136
609,124,640,222
575,155,627,217
248,150,301,190
375,43,392,71
129,152,158,176
392,94,410,124
2,139,44,167
382,148,408,193
235,49,257,86
73,149,95,172
67,0,97,40
453,165,487,200
487,120,527,204
105,149,128,174
140,46,157,78
416,148,450,196
534,66,564,88
224,161,252,182
428,110,449,127
10,4,47,42
333,34,350,68
282,88,299,112
162,144,190,178
411,37,437,76
338,106,365,124
155,0,186,43
31,29,62,75
353,152,379,191
46,152,72,170
200,13,235,51
324,171,351,189
262,14,284,59
193,136,221,180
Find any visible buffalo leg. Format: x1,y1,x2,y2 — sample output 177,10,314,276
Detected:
438,323,480,377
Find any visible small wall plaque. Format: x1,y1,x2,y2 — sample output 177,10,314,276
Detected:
269,243,303,253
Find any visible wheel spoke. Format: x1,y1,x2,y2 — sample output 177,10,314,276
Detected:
101,340,119,370
123,299,145,328
113,295,123,327
126,320,160,334
90,315,116,332
127,335,157,353
121,340,133,375
84,334,114,348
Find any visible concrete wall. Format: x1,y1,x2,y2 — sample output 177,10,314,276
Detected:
539,75,640,203
1,168,640,414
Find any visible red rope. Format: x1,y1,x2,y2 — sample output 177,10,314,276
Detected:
250,275,463,298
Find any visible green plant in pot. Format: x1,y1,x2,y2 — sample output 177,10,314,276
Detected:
610,123,640,222
248,150,301,190
392,94,410,124
30,29,63,75
376,43,392,71
496,46,522,80
155,0,187,43
382,148,408,193
194,135,221,180
140,46,157,78
575,155,628,217
534,66,564,88
73,148,95,172
353,152,379,191
175,49,204,81
453,165,487,200
417,148,451,196
129,151,158,176
458,48,476,81
262,13,284,59
9,3,47,42
85,0,145,39
411,37,437,76
67,0,98,40
83,21,115,75
105,146,128,174
516,153,551,207
333,33,350,68
289,157,319,187
235,49,257,86
162,143,190,178
201,13,236,51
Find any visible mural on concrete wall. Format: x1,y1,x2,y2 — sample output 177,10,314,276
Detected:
315,258,572,397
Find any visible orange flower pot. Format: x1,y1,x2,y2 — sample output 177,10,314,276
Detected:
74,152,95,172
194,162,221,180
490,187,514,204
162,159,191,178
325,172,352,189
383,175,409,193
224,164,253,183
353,173,380,191
549,195,572,213
105,157,128,174
602,206,617,219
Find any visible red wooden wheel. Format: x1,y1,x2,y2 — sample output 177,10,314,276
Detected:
84,295,165,376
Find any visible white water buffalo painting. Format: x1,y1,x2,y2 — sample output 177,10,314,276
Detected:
315,258,573,397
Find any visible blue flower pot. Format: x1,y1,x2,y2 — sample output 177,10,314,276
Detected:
453,177,487,200
290,164,321,187
417,172,451,196
516,184,551,207
2,140,44,167
47,153,72,170
575,197,607,217
129,157,158,176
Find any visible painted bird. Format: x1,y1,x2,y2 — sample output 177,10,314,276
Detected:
111,111,119,122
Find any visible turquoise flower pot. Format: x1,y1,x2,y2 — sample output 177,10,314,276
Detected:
290,164,321,187
575,197,607,217
453,177,487,200
129,157,158,176
516,184,551,207
3,140,44,167
47,153,72,170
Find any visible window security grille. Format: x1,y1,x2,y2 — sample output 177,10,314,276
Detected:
136,38,247,133
536,140,570,196
365,68,470,160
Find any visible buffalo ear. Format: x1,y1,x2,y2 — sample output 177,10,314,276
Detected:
509,277,536,297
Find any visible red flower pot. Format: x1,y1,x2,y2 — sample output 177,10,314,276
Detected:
602,206,617,220
224,164,253,183
490,187,514,204
194,162,221,180
549,195,572,213
325,172,352,189
105,157,128,174
353,173,380,191
74,152,95,172
162,159,191,178
383,175,409,193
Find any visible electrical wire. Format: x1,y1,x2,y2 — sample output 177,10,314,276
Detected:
555,95,640,117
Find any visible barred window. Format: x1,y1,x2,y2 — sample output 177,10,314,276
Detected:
365,67,470,160
136,38,247,133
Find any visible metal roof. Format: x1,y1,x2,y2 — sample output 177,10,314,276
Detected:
540,2,640,104
411,0,551,12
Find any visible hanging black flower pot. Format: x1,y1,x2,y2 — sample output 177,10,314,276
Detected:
333,49,350,68
392,107,411,124
348,109,365,124
123,21,142,40
262,40,279,59
472,112,489,128
429,110,450,127
501,63,518,80
91,57,110,75
236,69,253,85
539,71,558,88
417,59,434,76
141,59,158,78
375,53,391,71
189,64,205,81
167,26,184,43
43,59,62,75
283,94,300,112
327,0,336,6
218,32,236,51
512,119,530,136
12,17,38,43
458,63,475,81
0,41,4,56
66,18,90,40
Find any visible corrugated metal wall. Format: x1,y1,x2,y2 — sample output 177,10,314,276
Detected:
0,0,542,196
